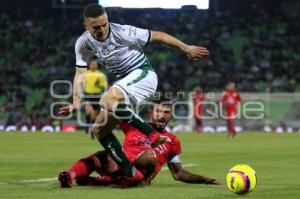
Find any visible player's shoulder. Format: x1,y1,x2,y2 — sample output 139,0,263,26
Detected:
220,92,226,99
96,70,105,75
119,122,142,135
75,31,89,47
221,91,229,96
110,22,125,29
97,70,106,77
110,22,141,33
163,130,180,142
77,31,89,41
233,91,241,98
110,22,131,34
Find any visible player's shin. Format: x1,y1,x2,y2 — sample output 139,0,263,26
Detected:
99,132,135,177
92,112,137,177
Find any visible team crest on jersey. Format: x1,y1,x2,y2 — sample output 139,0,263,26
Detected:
102,46,110,55
101,45,116,56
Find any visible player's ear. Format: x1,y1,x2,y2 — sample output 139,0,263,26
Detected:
148,108,153,118
83,20,88,30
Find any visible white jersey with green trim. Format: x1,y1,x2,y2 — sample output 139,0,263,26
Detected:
75,23,151,77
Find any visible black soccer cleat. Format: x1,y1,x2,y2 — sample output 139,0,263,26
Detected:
58,171,72,188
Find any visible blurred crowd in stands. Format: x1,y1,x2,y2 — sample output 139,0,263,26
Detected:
0,5,299,127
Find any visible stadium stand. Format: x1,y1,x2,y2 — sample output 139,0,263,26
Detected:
0,3,299,127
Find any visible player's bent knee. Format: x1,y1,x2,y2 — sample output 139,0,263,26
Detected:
144,149,156,161
99,97,115,113
145,150,156,165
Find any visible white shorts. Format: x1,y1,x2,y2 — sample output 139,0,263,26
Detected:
113,68,158,105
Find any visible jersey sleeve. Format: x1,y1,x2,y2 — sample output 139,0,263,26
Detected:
169,154,181,163
113,23,151,47
220,92,227,103
167,134,182,163
170,135,182,156
75,37,90,67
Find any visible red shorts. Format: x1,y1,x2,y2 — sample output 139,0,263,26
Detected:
226,110,237,119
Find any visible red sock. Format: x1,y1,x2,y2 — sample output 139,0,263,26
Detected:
68,155,100,182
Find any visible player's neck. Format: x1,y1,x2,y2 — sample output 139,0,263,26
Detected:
149,123,164,133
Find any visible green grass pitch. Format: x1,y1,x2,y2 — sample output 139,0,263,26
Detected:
0,131,299,199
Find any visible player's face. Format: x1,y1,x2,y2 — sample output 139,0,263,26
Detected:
195,86,202,93
89,60,98,70
227,83,235,91
149,104,172,131
84,13,109,41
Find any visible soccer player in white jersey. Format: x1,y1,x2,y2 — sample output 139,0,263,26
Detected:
59,4,209,184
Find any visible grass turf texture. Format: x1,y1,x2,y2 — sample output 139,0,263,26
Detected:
0,132,299,199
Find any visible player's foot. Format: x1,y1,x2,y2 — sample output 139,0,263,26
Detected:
117,169,144,187
58,171,72,188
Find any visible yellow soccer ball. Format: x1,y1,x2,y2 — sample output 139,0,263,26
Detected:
226,164,257,194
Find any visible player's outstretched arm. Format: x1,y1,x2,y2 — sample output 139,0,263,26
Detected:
167,162,221,185
58,67,87,116
150,31,209,60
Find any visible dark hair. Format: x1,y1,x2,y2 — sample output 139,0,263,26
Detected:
83,4,106,19
150,95,174,109
88,59,98,65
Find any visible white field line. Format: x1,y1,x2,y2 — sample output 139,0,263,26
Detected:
0,163,199,185
161,163,199,171
0,177,57,185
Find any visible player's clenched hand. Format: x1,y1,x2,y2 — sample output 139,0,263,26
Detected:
185,45,209,60
58,104,78,116
151,135,171,148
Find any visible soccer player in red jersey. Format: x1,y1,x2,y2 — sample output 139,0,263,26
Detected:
192,86,206,132
58,97,220,187
220,82,242,137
